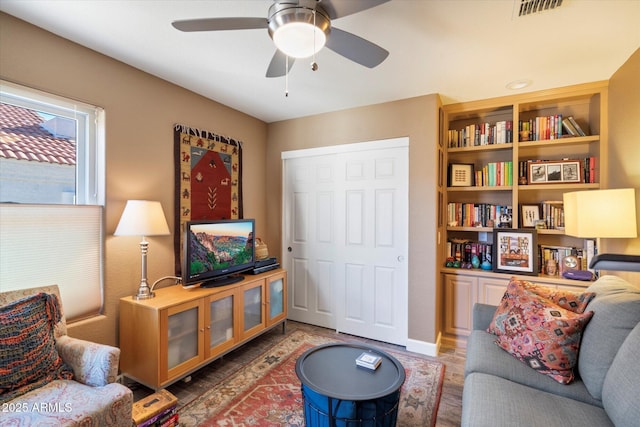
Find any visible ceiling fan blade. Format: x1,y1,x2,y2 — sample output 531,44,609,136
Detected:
266,50,296,78
325,27,389,68
320,0,390,19
172,17,267,32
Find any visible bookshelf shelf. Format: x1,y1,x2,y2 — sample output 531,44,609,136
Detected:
518,183,600,191
439,81,608,344
448,143,513,153
447,186,513,192
518,135,599,149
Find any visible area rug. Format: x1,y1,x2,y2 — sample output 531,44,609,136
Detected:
178,330,445,427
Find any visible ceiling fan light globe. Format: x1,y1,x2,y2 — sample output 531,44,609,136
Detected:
273,23,326,58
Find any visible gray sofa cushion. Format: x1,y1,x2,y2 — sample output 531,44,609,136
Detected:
462,372,613,427
465,330,601,406
602,322,640,427
579,275,640,400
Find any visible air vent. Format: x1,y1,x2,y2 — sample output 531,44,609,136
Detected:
517,0,563,17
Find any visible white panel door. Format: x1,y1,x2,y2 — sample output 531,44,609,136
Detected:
282,139,408,345
283,155,338,329
335,147,408,345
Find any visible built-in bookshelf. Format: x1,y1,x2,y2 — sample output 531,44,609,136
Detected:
439,81,608,345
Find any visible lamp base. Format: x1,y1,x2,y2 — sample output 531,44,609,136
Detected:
133,284,155,300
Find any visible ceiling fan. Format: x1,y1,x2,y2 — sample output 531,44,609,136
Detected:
172,0,390,78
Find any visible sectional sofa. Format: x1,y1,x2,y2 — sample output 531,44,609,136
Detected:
462,275,640,427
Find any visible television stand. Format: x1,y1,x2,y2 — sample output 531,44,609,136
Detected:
200,274,244,288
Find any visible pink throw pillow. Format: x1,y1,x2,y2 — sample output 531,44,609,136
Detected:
488,280,593,384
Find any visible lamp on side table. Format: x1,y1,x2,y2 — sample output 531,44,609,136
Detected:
115,200,170,299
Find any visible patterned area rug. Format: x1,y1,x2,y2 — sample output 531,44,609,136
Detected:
178,330,444,426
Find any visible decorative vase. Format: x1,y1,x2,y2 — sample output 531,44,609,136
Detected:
481,260,492,270
471,255,480,269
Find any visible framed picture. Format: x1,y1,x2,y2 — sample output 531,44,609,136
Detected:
493,228,538,275
448,163,474,187
520,204,540,227
527,160,582,184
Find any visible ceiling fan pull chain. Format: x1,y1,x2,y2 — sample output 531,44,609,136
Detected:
285,54,289,97
311,8,318,71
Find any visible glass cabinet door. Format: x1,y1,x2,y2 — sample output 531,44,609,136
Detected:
243,283,263,334
268,274,286,325
208,293,234,351
167,305,199,370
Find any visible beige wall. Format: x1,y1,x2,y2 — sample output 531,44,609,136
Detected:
0,13,268,346
266,96,443,345
607,48,640,284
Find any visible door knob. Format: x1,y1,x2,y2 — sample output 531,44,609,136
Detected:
397,255,405,262
288,247,292,252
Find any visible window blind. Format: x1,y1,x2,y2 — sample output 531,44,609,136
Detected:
0,204,103,321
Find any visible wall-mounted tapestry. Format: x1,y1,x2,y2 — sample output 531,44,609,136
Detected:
173,124,243,274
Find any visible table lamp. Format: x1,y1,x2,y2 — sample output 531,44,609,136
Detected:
115,200,170,299
563,188,639,272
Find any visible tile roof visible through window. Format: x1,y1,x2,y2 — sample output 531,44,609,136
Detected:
0,103,76,165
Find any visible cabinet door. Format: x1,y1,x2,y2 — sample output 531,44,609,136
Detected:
239,280,265,340
266,272,287,327
162,299,204,383
444,274,477,337
478,277,508,306
206,288,238,357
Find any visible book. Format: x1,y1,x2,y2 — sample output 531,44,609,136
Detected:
356,351,382,370
562,117,579,136
132,390,178,426
568,116,587,136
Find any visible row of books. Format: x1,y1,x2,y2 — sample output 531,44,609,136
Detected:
518,115,587,141
474,161,513,187
538,241,596,276
447,120,513,148
445,240,596,275
446,241,493,265
447,203,513,228
539,201,564,230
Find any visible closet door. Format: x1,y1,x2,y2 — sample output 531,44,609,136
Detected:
282,138,408,345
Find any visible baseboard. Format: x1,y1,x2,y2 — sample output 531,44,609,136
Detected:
406,331,441,357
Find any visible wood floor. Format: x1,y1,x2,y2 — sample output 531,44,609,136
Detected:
128,321,465,426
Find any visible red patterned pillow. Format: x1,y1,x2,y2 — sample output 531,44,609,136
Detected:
488,282,593,384
0,293,73,403
510,278,595,313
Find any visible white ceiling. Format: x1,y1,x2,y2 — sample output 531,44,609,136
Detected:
1,0,639,123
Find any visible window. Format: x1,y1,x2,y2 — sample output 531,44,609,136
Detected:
0,80,105,205
0,81,105,321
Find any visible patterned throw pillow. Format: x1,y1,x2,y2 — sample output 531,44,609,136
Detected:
0,293,74,403
510,277,595,313
488,280,594,384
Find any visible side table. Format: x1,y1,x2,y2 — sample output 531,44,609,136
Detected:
295,343,406,427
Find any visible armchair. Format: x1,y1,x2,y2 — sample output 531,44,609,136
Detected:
0,285,132,426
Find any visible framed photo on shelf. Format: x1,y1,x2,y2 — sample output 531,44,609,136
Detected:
527,160,582,184
448,163,474,187
520,205,540,228
493,228,538,275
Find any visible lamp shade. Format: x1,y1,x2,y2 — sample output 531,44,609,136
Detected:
273,23,327,58
114,200,170,237
563,188,637,238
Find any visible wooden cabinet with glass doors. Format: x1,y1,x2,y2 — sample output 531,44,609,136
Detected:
119,269,287,390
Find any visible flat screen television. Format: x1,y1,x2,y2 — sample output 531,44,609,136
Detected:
183,218,255,288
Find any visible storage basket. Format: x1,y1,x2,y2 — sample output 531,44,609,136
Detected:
255,238,269,260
